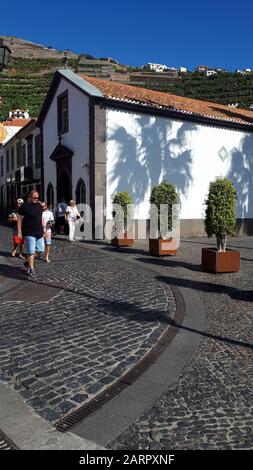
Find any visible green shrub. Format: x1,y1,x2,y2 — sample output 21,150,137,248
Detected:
112,192,132,230
204,178,237,251
150,181,179,237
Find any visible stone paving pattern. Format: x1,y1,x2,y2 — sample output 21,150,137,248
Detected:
0,228,175,424
109,238,253,450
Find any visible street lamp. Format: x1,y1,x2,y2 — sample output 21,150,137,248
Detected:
0,39,11,72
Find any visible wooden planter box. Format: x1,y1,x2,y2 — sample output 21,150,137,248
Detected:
111,232,134,247
202,248,240,273
149,238,178,256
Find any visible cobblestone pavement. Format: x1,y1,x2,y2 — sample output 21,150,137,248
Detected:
108,238,253,450
0,226,175,425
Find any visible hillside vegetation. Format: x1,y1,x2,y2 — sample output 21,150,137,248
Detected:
164,72,253,109
1,37,253,120
0,57,78,119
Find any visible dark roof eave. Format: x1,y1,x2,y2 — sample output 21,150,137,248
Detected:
98,97,253,132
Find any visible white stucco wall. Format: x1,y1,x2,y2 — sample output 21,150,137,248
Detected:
43,78,90,205
0,125,22,145
106,108,253,220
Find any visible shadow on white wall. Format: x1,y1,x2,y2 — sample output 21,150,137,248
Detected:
228,133,253,222
108,114,198,206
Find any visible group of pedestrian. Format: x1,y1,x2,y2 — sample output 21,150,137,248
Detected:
55,198,81,242
9,190,54,278
9,191,81,278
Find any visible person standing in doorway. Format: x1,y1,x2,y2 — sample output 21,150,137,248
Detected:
55,199,67,234
65,200,81,241
17,190,45,278
41,202,54,262
8,198,25,258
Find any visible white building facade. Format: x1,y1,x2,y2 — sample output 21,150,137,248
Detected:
40,75,91,210
38,69,253,237
0,119,42,212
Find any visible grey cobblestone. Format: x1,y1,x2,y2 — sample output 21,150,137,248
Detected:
109,237,253,450
0,226,175,424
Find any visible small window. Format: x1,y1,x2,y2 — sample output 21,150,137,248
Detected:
35,134,41,168
16,142,21,168
6,149,9,172
58,91,69,135
21,145,26,166
11,147,15,170
1,156,3,177
27,136,33,166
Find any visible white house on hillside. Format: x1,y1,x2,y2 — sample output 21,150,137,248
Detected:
37,69,253,237
147,63,169,72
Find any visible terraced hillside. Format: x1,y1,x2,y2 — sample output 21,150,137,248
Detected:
168,72,253,109
1,36,253,120
0,57,78,120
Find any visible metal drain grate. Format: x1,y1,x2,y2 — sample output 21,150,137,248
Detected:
55,382,127,432
3,280,71,302
55,285,185,432
0,430,18,450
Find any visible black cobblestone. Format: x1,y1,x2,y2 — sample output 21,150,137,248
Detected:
0,227,175,424
109,237,253,450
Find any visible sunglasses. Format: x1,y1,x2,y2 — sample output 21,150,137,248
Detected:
32,197,39,200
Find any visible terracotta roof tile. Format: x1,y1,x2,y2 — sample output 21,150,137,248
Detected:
79,75,253,127
0,118,32,127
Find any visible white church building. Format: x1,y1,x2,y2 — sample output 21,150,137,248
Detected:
37,69,253,237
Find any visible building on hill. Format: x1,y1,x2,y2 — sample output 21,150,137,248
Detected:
37,69,253,237
236,68,252,75
9,109,30,120
196,65,210,72
206,70,217,77
146,63,171,72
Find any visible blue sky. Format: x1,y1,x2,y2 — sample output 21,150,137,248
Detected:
1,0,253,70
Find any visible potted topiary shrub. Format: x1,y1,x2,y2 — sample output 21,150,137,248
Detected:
149,181,179,256
202,178,240,273
111,191,134,247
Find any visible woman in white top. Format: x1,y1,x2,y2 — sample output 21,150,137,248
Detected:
41,202,54,262
65,200,81,241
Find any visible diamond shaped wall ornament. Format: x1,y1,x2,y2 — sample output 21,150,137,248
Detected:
218,146,229,162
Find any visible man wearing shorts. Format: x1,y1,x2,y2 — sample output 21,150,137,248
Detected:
17,190,45,278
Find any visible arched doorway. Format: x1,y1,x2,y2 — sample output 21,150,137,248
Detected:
47,183,54,208
58,171,71,203
49,142,73,206
75,178,86,204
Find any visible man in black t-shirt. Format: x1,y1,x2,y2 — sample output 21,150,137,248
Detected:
18,190,45,278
